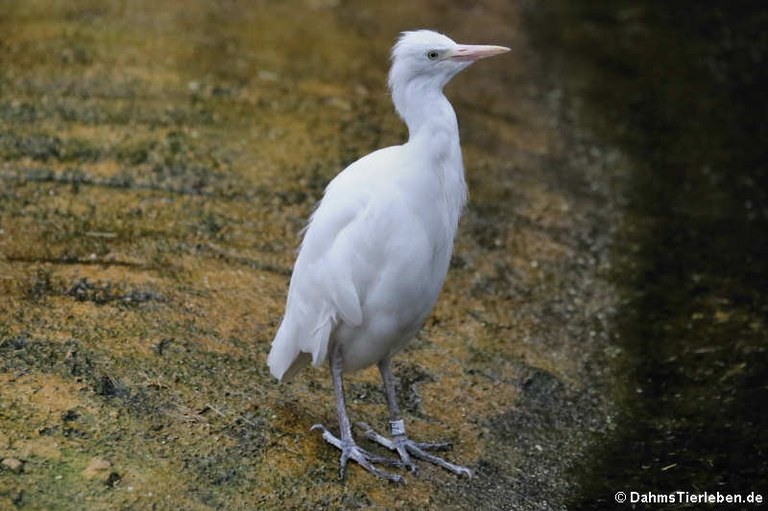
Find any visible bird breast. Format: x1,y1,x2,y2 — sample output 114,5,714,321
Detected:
324,141,466,371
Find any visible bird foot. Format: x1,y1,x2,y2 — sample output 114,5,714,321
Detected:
357,422,473,478
311,424,405,483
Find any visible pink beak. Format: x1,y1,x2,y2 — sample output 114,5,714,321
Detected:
449,44,511,62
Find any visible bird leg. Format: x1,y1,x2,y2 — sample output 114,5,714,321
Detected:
357,358,474,478
312,346,404,483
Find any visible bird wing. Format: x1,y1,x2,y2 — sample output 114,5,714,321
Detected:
298,199,365,327
268,146,401,380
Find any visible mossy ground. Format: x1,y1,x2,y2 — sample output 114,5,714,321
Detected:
0,1,617,509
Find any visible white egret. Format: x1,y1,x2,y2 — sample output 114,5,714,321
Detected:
268,29,510,482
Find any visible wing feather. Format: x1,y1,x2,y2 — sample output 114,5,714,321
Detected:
268,147,402,380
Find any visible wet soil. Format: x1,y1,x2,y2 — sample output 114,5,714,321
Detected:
526,1,768,508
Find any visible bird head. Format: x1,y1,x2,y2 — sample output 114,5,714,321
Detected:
388,30,510,94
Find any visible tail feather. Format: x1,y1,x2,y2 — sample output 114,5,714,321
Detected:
267,310,333,381
279,352,312,381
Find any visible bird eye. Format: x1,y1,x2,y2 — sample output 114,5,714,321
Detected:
426,50,439,60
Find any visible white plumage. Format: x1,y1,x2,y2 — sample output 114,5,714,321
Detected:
268,29,509,482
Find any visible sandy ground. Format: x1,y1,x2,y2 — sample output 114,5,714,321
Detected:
0,1,620,509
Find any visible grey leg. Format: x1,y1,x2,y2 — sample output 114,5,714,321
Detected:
358,358,473,478
311,346,404,483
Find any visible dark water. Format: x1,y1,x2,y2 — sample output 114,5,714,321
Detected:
526,2,768,508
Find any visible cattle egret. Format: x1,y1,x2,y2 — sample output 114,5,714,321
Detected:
268,30,510,482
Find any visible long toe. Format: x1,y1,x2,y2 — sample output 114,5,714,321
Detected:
412,440,452,452
356,422,472,478
343,444,405,484
405,441,473,478
312,423,404,483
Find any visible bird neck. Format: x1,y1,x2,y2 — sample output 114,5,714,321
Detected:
393,80,467,233
392,80,459,141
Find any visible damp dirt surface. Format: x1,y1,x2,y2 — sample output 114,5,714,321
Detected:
2,1,741,510
526,1,768,509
